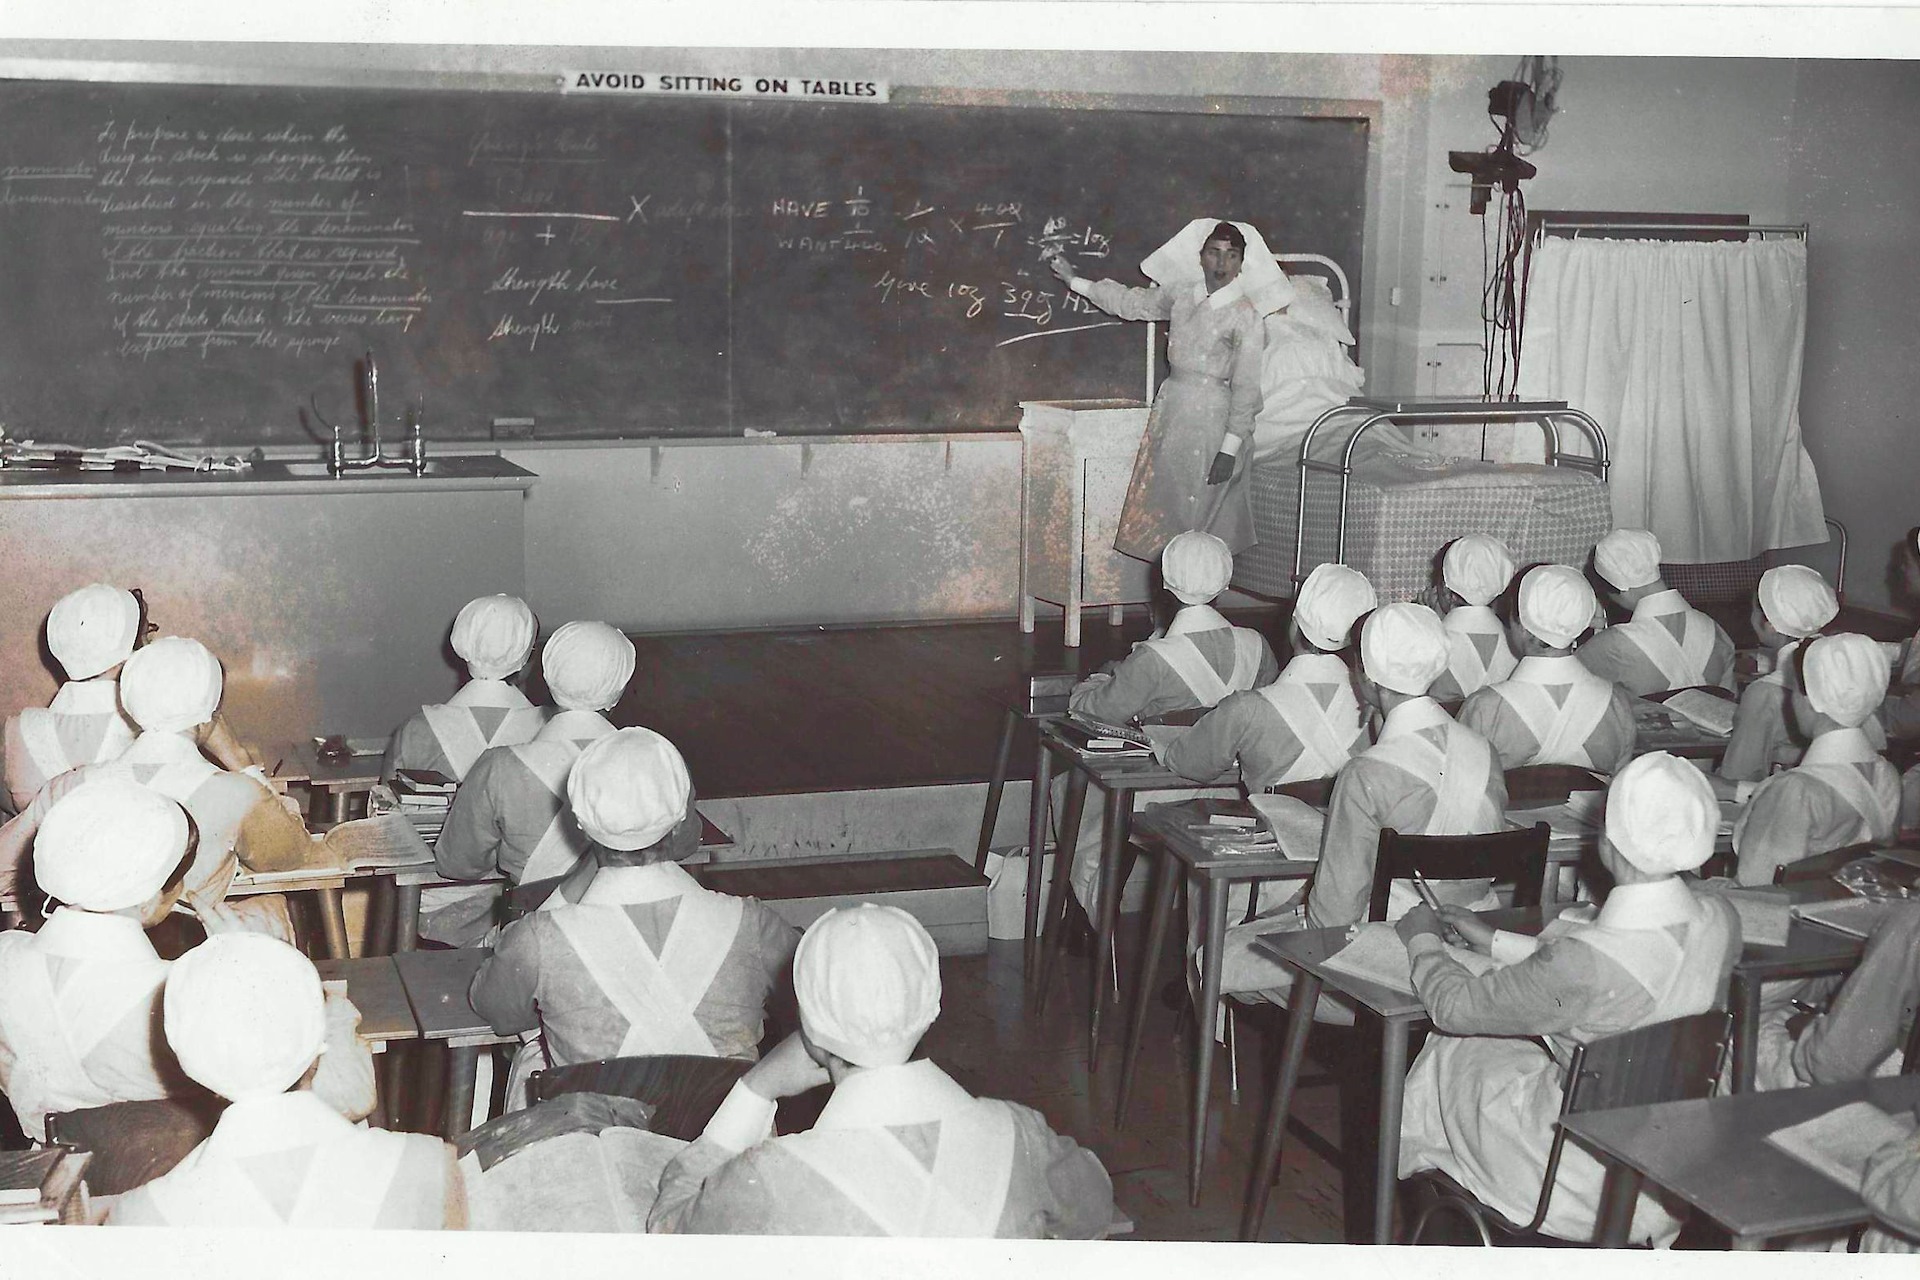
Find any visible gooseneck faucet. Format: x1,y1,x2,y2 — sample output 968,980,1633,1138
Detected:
326,350,428,477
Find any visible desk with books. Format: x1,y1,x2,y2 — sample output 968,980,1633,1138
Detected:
1121,798,1321,1206
1564,1074,1920,1247
1238,904,1560,1244
1028,718,1234,1062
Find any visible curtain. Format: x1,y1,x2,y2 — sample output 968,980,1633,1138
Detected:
1519,237,1826,563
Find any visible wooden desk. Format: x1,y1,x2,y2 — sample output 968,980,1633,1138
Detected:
1565,1074,1920,1248
1239,905,1554,1244
313,955,415,1050
227,864,352,961
1122,801,1317,1206
272,738,387,827
315,954,416,1132
392,947,516,1140
1030,721,1227,1062
1727,911,1866,1093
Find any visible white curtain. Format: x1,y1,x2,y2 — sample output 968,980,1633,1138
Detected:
1519,237,1826,563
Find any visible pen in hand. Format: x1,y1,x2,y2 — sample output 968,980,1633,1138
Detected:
1412,871,1466,946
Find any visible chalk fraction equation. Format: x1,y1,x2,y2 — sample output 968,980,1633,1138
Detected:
765,189,1121,337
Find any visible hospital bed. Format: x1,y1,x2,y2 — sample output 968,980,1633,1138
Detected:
1229,259,1614,601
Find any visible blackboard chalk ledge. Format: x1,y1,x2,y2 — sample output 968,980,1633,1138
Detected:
495,432,1023,451
0,456,535,501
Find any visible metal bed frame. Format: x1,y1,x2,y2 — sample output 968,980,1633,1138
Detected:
1290,398,1610,590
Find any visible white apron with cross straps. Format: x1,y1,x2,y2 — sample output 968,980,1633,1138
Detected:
510,742,592,884
0,944,160,1139
1368,725,1496,835
1444,607,1516,697
1255,680,1362,781
549,895,744,1058
1798,762,1900,843
781,1104,1018,1237
1141,629,1261,707
1626,611,1716,688
16,709,132,788
421,703,543,780
1499,675,1616,768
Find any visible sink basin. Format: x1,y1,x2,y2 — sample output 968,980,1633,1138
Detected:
274,459,458,478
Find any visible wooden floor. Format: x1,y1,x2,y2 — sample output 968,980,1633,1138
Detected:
918,924,1350,1244
609,600,1910,800
610,607,1280,799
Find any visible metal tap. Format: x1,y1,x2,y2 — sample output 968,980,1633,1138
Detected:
324,351,427,476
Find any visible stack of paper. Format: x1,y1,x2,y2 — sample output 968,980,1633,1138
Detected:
1321,921,1508,995
1247,794,1328,861
1765,1101,1917,1192
1664,689,1737,737
1791,897,1900,941
1698,883,1794,948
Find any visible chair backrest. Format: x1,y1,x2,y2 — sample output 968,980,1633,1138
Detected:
1773,841,1875,887
1369,823,1551,921
525,1054,752,1142
1513,1010,1731,1237
45,1093,226,1196
1561,1010,1732,1117
1503,764,1606,810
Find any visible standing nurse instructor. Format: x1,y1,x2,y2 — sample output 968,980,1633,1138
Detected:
1050,218,1294,561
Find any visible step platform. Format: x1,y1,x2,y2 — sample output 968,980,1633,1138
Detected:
693,848,989,956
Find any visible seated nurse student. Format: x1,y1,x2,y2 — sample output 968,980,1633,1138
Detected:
0,781,371,1144
1162,560,1375,794
0,637,309,938
1728,632,1899,886
383,593,548,784
1577,528,1737,698
3,584,141,815
1425,535,1519,705
3,585,264,818
1059,530,1279,919
649,904,1123,1238
1458,565,1637,775
1161,562,1374,982
437,621,637,890
1750,901,1920,1093
1395,751,1741,1246
1720,564,1863,783
1199,603,1508,1017
471,728,799,1107
110,934,463,1229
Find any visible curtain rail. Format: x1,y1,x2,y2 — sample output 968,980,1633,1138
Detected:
1534,220,1808,241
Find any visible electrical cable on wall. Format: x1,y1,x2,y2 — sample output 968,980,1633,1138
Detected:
1448,56,1558,404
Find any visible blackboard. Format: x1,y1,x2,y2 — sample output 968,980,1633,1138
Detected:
0,79,1368,444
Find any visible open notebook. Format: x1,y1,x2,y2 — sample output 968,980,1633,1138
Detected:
1321,921,1509,995
1765,1101,1917,1192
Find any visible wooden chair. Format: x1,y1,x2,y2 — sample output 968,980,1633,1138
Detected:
525,1054,752,1142
1370,822,1553,921
1405,1010,1732,1245
44,1093,226,1196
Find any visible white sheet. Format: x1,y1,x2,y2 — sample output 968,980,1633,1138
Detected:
1519,236,1826,562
